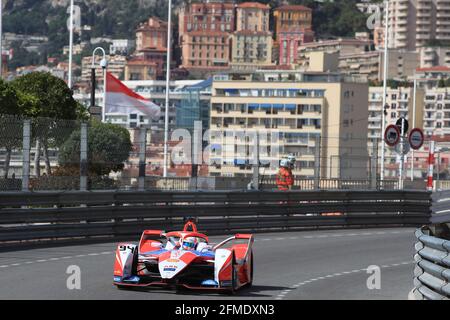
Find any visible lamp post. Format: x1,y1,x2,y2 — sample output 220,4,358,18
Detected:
68,0,74,89
380,0,390,185
92,47,107,123
163,0,173,178
411,75,417,181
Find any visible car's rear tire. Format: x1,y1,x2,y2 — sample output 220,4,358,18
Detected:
248,251,254,287
229,251,238,295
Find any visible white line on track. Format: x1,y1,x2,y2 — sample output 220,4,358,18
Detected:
277,261,414,300
0,251,113,269
254,230,410,242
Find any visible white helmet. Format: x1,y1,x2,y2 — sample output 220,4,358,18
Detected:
182,237,197,251
288,154,297,164
280,159,289,168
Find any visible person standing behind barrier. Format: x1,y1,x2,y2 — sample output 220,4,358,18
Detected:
276,159,294,191
287,155,296,187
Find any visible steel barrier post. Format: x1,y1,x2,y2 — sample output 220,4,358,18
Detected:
252,132,260,190
371,138,378,190
80,122,88,191
314,134,321,189
138,127,147,191
427,141,435,191
22,119,31,192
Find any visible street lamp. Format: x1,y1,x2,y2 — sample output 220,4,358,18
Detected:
92,47,108,123
68,0,74,89
163,0,173,178
380,0,390,186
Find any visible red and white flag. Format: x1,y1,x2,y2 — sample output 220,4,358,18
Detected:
105,72,161,119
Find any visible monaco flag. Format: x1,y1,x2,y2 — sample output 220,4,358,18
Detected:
105,72,161,119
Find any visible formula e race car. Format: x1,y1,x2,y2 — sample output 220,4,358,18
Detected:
113,220,254,293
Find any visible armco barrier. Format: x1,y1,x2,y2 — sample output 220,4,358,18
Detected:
412,227,450,300
0,190,431,245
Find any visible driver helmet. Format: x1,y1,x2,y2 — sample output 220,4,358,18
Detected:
182,237,197,251
280,159,289,168
287,155,296,168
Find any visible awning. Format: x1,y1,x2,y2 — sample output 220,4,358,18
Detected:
285,104,296,110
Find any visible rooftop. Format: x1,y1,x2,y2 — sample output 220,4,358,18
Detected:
275,5,312,12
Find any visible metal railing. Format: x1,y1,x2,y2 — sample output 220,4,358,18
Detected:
431,190,450,224
412,227,450,300
0,190,431,246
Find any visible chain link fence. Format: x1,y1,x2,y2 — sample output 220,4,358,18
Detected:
0,114,441,192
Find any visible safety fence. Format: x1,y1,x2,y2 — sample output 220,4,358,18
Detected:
412,227,450,300
0,114,438,193
0,190,431,246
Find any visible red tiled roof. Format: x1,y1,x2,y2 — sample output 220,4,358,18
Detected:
237,2,270,9
275,5,312,12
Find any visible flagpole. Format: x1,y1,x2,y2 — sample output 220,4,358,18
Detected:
68,0,74,89
163,0,172,178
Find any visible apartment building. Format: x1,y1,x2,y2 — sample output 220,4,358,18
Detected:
135,17,167,52
422,87,450,136
132,17,169,80
230,2,273,70
178,1,235,72
81,55,127,82
386,0,450,51
209,71,369,179
273,5,314,66
298,39,419,81
416,66,450,87
110,39,135,55
367,86,424,168
420,46,450,68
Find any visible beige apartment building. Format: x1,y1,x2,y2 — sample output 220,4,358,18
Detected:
81,55,127,82
209,71,369,179
230,2,273,70
386,0,450,50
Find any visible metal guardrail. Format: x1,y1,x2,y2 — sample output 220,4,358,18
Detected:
412,227,450,300
431,190,450,224
0,190,431,246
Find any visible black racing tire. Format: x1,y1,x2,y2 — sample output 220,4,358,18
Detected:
248,251,254,287
229,251,237,295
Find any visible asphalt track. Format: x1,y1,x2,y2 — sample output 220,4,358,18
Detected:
0,227,416,300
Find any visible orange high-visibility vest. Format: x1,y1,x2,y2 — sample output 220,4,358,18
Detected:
276,167,294,191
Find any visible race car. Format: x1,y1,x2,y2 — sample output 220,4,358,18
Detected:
113,219,254,293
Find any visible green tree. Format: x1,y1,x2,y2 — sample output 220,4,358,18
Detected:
11,72,80,176
0,79,23,178
58,120,132,176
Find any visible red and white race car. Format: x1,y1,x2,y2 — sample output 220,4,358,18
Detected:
113,220,254,293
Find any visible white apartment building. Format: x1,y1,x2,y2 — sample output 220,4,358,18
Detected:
387,0,450,50
422,87,450,136
420,46,450,68
367,86,424,172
